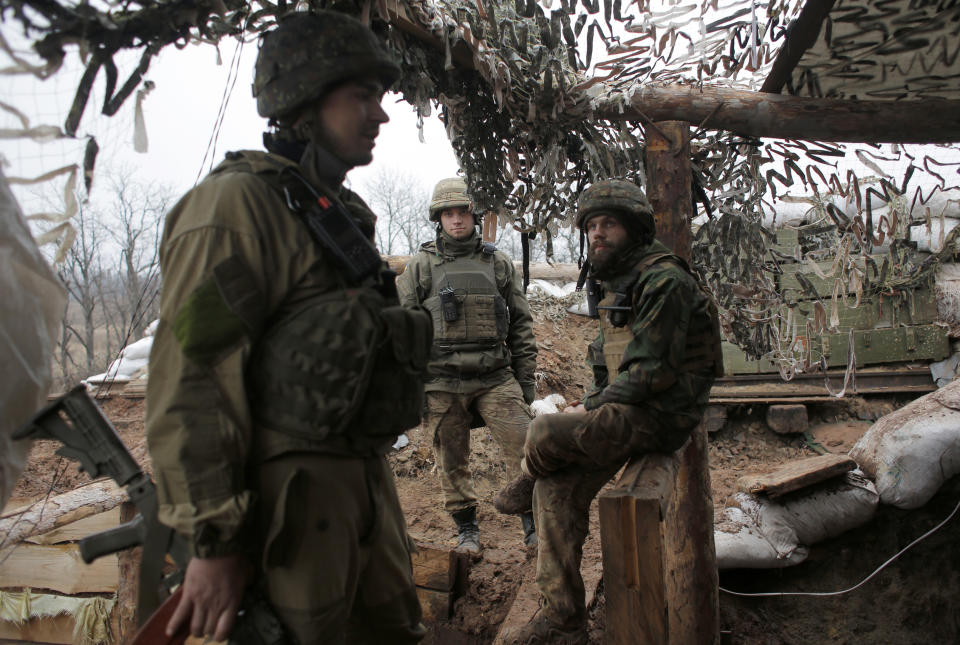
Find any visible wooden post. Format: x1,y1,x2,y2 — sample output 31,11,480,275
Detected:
644,120,692,262
115,502,140,644
482,210,498,243
598,120,719,644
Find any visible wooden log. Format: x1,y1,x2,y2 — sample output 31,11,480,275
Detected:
737,454,857,498
0,480,124,547
609,84,960,144
599,426,719,645
645,121,692,262
0,543,118,594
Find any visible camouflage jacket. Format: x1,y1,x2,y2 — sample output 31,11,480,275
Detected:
397,231,538,393
146,145,384,558
583,239,718,431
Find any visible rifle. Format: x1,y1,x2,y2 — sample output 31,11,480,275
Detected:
13,386,290,644
13,384,188,624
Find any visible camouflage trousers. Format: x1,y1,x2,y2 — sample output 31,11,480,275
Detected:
524,403,690,625
256,453,426,645
424,379,532,513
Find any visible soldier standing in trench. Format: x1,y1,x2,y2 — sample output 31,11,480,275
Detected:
397,177,539,553
146,11,431,644
494,179,723,644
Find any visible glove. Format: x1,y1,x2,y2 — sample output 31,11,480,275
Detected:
520,382,537,405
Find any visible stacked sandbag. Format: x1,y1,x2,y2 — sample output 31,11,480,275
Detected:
850,377,960,509
715,470,879,569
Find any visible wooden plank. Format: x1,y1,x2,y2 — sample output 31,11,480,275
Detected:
0,613,75,644
411,543,460,592
738,454,857,498
0,544,118,594
415,587,451,623
26,507,120,545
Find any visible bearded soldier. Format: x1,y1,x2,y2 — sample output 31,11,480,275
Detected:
494,179,723,644
146,11,431,644
397,178,539,553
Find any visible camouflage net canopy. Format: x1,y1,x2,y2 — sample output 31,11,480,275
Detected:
3,0,959,364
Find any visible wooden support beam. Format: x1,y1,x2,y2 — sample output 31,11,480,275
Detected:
760,0,837,94
601,84,960,143
645,121,692,262
598,426,719,645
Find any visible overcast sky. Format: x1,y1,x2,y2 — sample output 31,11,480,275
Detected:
1,34,461,213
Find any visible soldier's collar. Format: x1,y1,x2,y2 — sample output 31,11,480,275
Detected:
299,142,350,188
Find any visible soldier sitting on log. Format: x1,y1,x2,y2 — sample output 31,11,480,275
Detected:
493,179,723,645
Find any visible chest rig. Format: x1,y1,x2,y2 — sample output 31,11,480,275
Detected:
423,244,509,353
598,253,724,378
243,161,433,445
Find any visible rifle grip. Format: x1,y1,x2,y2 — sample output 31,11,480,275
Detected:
78,516,144,564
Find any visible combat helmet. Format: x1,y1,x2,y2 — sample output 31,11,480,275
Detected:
575,179,655,238
429,177,474,222
253,11,401,121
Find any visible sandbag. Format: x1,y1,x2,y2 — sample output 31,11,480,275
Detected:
850,378,960,508
715,470,878,568
715,507,808,570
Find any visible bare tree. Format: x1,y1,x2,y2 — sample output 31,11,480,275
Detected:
97,167,171,349
55,201,105,379
360,167,433,255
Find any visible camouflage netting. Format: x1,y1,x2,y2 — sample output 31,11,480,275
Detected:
3,0,959,364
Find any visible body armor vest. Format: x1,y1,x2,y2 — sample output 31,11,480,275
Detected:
599,253,723,378
423,254,509,353
233,155,432,446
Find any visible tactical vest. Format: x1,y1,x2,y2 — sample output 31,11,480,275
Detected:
229,154,432,444
599,253,723,378
423,253,509,353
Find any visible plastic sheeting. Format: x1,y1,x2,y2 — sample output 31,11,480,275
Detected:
0,168,65,508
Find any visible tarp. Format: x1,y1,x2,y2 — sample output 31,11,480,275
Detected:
0,168,65,508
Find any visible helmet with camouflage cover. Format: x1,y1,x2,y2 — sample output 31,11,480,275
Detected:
253,10,401,121
429,177,474,222
576,179,655,238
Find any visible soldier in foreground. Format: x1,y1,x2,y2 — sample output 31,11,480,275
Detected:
397,178,539,553
494,179,723,644
146,11,430,644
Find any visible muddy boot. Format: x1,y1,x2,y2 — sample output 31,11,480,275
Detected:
451,506,481,554
493,473,535,515
520,511,538,548
501,610,587,645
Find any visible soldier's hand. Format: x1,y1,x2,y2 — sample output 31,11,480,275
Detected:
167,553,250,642
562,403,585,414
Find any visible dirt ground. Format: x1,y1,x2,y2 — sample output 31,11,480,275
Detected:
10,305,940,644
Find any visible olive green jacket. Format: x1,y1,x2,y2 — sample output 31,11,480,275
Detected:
396,231,538,394
146,146,381,558
584,239,718,431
